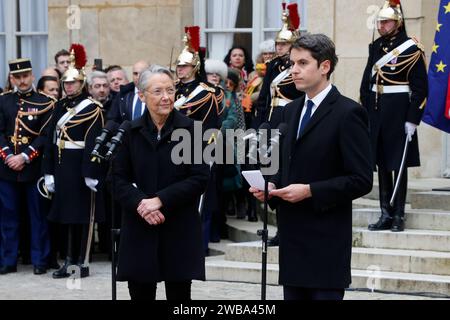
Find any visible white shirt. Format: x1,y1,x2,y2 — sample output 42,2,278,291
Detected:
298,83,333,129
132,87,146,117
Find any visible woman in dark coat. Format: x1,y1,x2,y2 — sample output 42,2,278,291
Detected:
113,66,209,300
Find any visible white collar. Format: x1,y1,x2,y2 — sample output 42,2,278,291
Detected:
305,83,333,108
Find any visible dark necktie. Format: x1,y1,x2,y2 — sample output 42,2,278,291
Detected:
133,96,143,120
297,99,314,139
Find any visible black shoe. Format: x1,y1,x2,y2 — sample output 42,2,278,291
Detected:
78,265,90,278
267,234,279,247
368,215,392,231
33,266,47,275
0,265,17,275
391,216,405,232
52,260,73,279
248,215,258,222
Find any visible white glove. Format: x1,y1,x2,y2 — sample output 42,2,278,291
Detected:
44,174,55,193
405,122,417,141
85,177,99,192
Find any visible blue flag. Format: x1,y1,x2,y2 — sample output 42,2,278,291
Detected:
422,0,450,133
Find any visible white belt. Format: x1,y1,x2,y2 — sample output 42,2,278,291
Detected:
56,138,85,150
271,98,290,107
371,85,411,94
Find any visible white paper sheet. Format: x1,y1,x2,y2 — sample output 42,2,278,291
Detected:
242,170,266,191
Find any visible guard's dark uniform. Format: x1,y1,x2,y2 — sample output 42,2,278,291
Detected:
0,89,55,269
175,80,224,131
255,54,304,129
360,28,428,230
44,93,105,225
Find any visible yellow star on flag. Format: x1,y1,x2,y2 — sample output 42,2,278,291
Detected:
437,22,443,32
445,1,450,14
436,60,447,72
432,43,440,54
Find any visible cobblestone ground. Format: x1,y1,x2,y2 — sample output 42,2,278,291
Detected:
0,261,446,300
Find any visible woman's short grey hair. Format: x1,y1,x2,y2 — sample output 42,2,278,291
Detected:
87,71,108,86
138,65,174,93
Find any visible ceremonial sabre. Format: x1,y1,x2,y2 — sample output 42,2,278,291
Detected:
390,134,410,207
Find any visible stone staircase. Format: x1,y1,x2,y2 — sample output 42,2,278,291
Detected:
205,178,450,297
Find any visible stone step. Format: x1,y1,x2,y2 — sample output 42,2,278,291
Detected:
205,258,450,297
365,178,450,203
353,208,450,231
352,227,450,252
226,216,450,252
223,242,450,276
411,191,450,211
226,217,277,242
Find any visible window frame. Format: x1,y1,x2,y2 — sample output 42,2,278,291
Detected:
194,0,307,61
1,0,49,86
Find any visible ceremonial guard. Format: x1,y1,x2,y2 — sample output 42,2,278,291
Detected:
43,44,105,278
360,0,428,232
175,26,224,130
175,26,224,254
0,59,55,275
255,2,304,129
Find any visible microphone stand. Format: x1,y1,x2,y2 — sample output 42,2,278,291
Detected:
257,177,269,301
91,145,120,301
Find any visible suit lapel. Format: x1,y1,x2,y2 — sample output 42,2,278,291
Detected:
296,86,339,141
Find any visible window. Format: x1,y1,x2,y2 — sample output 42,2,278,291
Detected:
0,0,48,89
194,0,307,61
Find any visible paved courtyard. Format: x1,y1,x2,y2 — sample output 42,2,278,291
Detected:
0,260,446,300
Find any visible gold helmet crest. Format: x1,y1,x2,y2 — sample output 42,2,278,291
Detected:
275,2,301,43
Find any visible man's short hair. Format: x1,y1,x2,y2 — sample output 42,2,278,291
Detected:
87,71,108,87
54,49,70,63
104,65,123,74
291,33,339,80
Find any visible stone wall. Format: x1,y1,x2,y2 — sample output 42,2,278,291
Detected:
48,0,446,178
48,0,194,75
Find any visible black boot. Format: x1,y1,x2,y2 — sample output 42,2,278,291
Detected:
369,168,394,231
235,190,247,219
247,196,258,222
391,170,407,232
53,226,75,279
52,258,74,279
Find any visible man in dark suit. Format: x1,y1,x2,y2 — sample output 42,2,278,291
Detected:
107,61,150,126
250,34,373,300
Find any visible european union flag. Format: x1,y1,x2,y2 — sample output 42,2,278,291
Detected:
422,1,450,133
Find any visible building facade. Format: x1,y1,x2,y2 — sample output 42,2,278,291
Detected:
0,0,446,178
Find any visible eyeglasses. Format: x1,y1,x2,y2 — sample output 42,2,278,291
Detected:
146,88,176,97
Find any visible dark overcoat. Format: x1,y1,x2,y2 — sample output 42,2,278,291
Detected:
271,86,373,289
113,109,209,283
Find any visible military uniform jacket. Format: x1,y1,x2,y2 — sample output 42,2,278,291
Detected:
43,93,105,224
0,90,55,182
175,79,224,131
255,55,304,128
360,30,428,171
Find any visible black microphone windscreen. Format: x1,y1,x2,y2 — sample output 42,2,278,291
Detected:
258,122,271,131
105,120,120,132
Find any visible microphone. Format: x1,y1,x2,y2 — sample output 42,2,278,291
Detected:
91,121,119,159
264,123,288,158
104,121,131,160
247,122,271,163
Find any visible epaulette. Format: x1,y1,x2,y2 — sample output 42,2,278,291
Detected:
200,82,217,93
0,90,12,96
411,36,425,52
38,91,58,103
88,97,104,109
